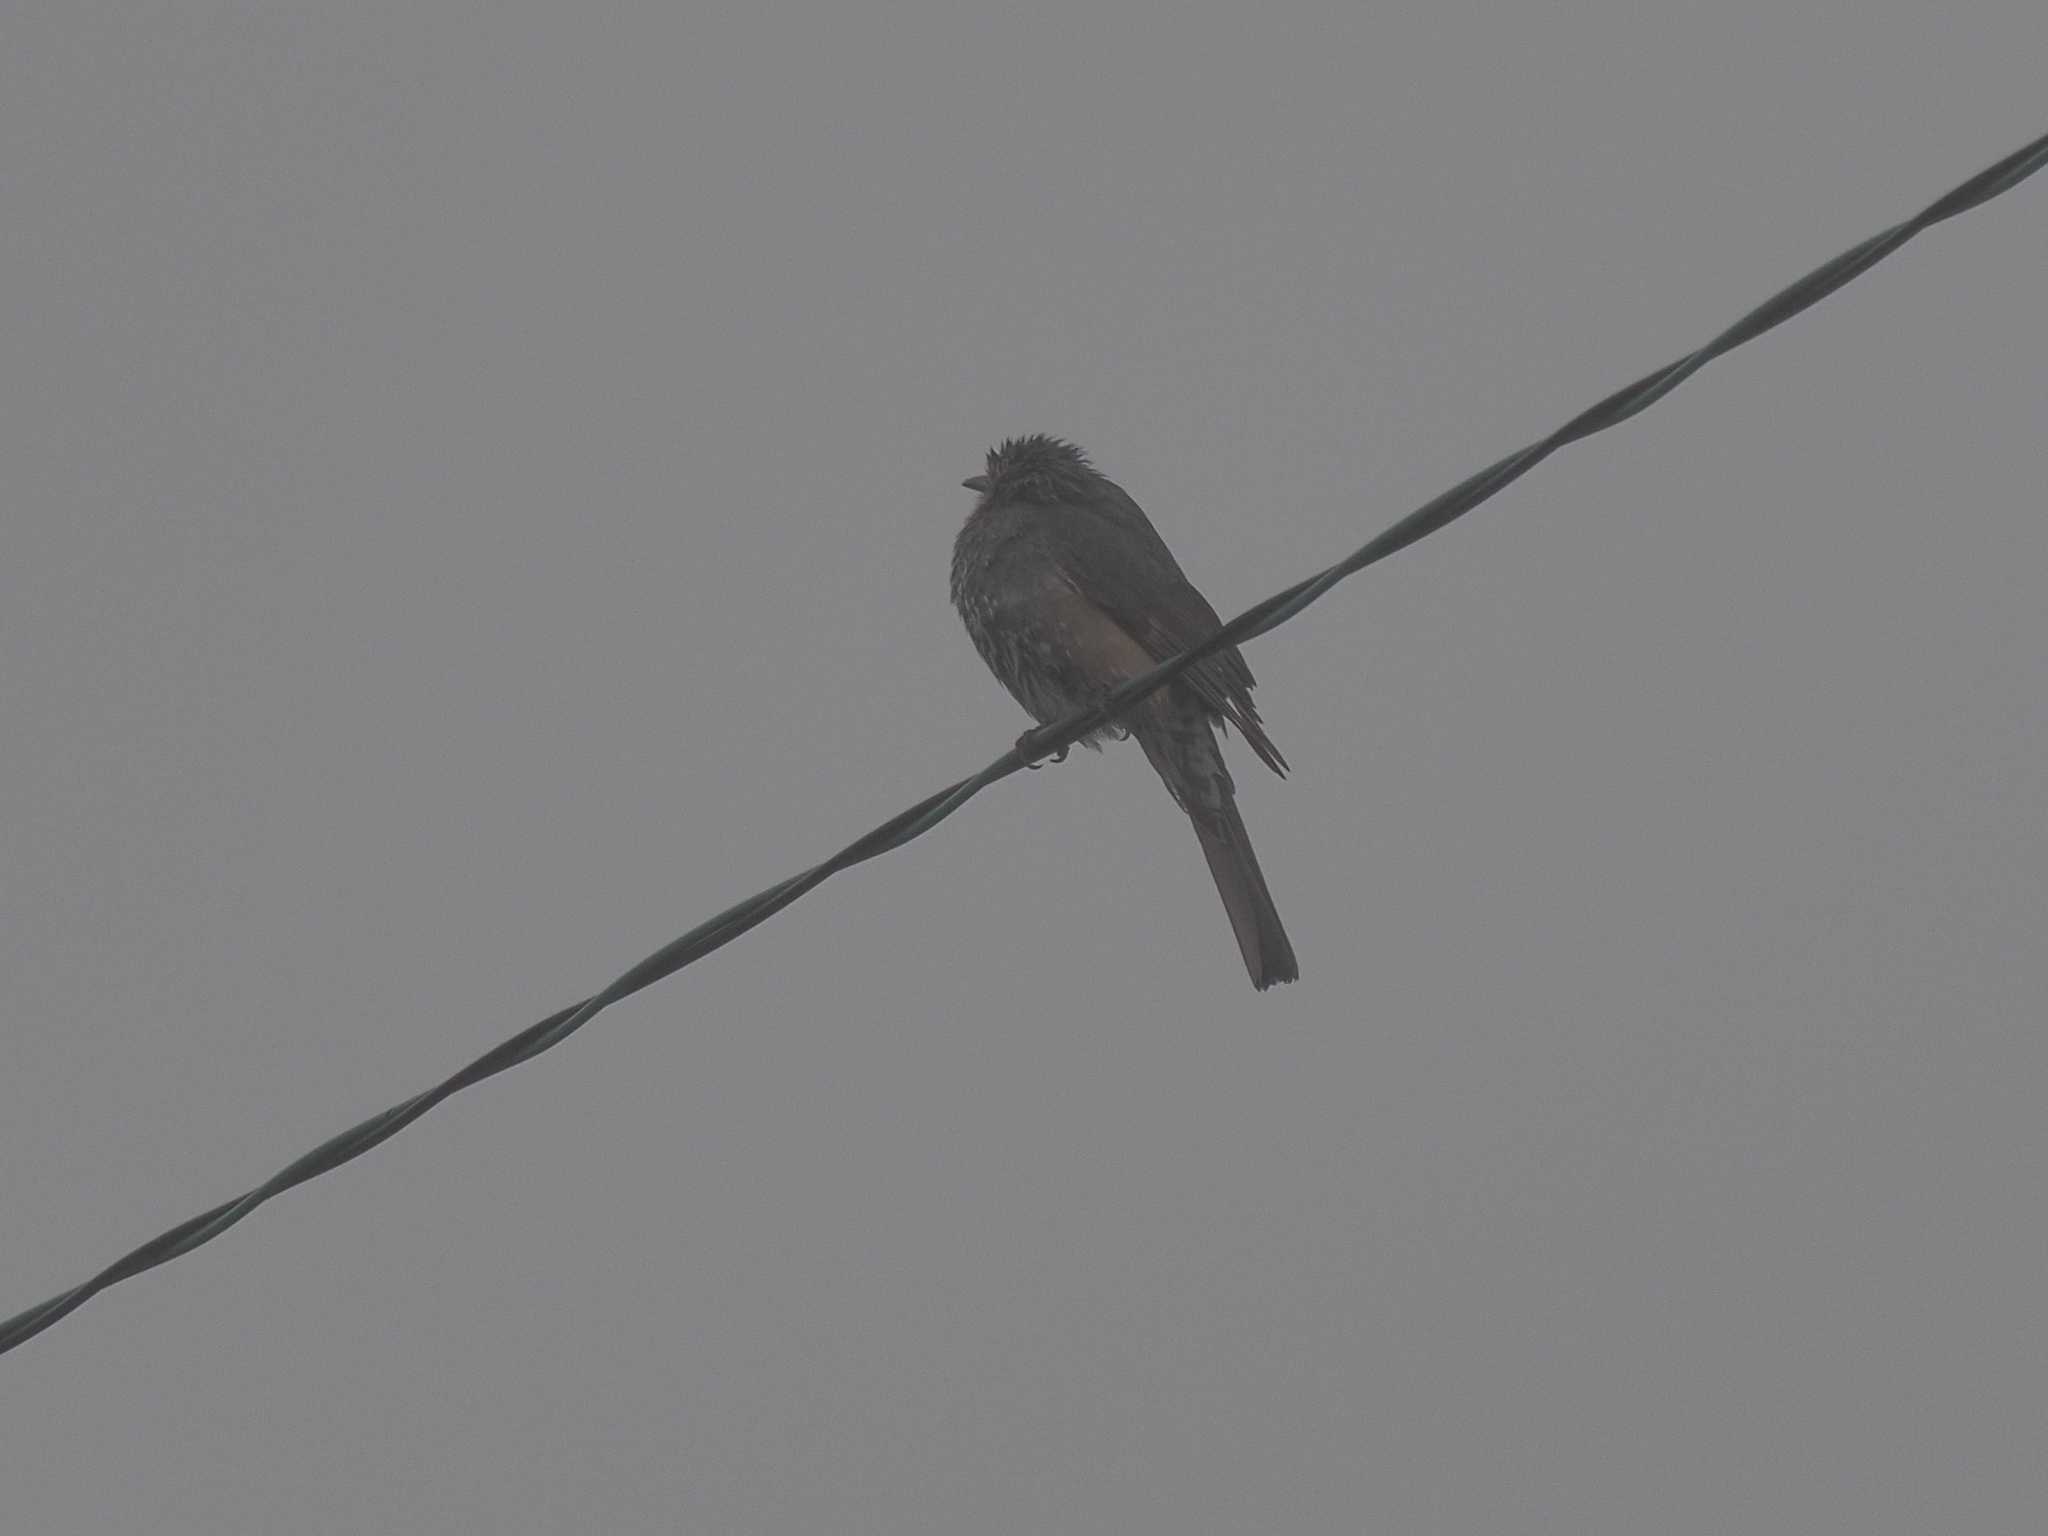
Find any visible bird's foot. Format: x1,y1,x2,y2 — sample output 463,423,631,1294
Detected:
1016,729,1070,769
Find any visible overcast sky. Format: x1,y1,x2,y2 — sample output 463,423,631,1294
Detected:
4,4,2044,1532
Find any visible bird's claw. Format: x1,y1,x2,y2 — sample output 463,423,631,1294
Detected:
1017,730,1069,769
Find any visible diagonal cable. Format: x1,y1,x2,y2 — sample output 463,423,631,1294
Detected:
4,127,2043,1360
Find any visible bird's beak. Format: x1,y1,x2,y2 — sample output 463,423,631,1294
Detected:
961,475,990,494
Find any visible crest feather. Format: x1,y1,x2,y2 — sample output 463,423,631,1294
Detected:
982,435,1101,502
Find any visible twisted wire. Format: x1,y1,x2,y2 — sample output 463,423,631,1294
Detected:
5,127,2042,1359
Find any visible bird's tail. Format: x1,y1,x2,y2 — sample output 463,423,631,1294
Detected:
1138,718,1298,990
1193,796,1298,990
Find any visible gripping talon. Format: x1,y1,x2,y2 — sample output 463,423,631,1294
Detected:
1017,730,1069,769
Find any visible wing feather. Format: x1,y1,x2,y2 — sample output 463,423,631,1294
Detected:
1044,493,1288,776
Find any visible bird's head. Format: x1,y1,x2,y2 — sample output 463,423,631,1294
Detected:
962,435,1100,505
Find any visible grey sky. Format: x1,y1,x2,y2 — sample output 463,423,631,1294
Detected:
3,4,2044,1532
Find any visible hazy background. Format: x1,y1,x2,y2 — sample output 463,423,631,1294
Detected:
3,4,2043,1531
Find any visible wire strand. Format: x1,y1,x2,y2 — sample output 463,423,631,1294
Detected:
5,127,2043,1360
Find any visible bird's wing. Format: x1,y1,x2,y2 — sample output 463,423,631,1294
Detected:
1046,497,1288,776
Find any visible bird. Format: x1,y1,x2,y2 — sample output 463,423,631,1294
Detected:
951,435,1297,989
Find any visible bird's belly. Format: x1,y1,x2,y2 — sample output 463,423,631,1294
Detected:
961,585,1148,740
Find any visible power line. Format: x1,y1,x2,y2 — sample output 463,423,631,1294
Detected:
5,127,2043,1360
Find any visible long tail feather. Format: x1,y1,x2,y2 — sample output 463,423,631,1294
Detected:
1193,798,1298,990
1137,716,1299,990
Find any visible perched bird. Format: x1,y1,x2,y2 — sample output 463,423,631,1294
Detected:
951,435,1297,989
